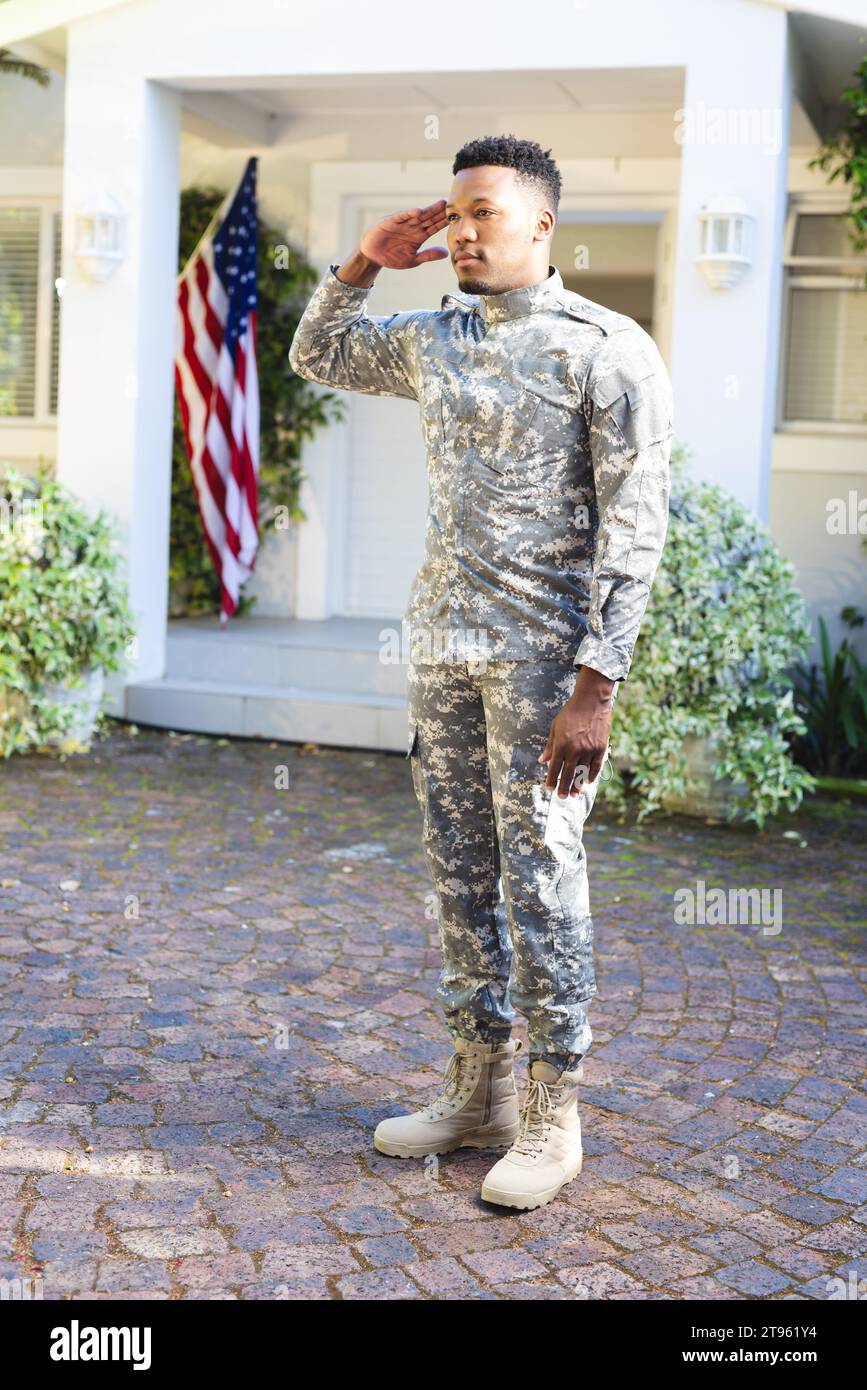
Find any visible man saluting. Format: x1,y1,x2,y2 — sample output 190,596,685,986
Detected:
288,134,673,1212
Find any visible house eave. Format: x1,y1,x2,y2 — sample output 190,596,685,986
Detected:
0,0,132,48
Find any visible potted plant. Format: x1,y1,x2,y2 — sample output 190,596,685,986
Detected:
0,465,135,756
600,447,817,827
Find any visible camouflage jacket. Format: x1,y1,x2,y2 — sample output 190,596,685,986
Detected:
287,262,673,681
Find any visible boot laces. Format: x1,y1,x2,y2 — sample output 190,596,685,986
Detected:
510,1077,558,1156
417,1051,478,1120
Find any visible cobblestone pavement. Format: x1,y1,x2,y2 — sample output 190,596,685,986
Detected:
0,724,865,1302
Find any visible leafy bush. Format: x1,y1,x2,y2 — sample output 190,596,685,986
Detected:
601,447,816,826
0,465,134,756
169,185,346,616
791,610,867,776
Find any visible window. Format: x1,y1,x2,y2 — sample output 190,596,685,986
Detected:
50,211,62,416
780,200,867,428
0,202,62,421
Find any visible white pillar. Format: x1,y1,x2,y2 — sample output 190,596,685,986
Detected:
57,39,181,696
669,9,793,519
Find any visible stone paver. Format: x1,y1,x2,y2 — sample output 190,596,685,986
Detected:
0,724,865,1300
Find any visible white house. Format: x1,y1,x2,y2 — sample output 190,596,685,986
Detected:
1,0,865,751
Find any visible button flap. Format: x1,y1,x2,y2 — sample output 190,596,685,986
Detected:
591,358,659,411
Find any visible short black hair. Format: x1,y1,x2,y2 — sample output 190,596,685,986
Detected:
452,134,562,217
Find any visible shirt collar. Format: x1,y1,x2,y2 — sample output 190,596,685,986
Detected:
468,265,565,324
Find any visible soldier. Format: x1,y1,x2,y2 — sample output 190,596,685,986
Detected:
288,134,673,1211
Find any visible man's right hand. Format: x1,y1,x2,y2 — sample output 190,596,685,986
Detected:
358,199,450,270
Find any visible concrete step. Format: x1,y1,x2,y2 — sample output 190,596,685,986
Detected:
124,675,410,753
164,615,408,698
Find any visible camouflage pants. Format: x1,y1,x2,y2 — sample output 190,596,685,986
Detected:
405,658,616,1072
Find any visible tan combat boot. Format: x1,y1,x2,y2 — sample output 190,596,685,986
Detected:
373,1036,522,1159
480,1057,584,1209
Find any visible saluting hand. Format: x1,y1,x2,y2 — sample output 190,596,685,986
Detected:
359,199,450,270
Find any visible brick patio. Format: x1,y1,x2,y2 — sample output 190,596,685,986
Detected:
0,724,865,1300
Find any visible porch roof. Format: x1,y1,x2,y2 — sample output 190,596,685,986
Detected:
1,0,865,147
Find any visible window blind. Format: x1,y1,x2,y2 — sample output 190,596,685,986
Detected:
0,207,40,418
785,286,867,424
50,211,62,416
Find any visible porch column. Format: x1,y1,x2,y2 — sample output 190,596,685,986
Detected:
669,7,793,519
57,35,181,699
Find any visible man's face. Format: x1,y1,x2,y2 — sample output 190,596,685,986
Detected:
445,164,554,295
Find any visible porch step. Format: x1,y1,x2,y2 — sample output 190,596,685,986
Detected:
125,675,409,752
123,615,415,750
163,615,408,697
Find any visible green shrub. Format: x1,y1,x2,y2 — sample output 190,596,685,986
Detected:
791,610,867,776
601,447,817,826
0,465,135,756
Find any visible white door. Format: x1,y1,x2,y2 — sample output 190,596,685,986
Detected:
342,201,454,617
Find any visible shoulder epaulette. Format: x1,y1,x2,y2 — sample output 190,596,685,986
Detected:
558,296,621,335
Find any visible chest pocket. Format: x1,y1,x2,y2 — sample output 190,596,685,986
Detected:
471,353,582,488
420,353,583,483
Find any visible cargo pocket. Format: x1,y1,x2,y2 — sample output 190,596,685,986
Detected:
503,743,558,858
544,765,596,866
505,743,606,868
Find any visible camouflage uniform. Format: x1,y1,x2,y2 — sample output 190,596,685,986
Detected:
288,262,673,1072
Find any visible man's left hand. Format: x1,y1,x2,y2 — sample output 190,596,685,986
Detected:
538,666,616,798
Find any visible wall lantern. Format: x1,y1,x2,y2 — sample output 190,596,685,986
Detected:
74,195,126,282
696,196,754,290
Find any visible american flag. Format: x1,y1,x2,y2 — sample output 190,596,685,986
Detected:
175,156,260,624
